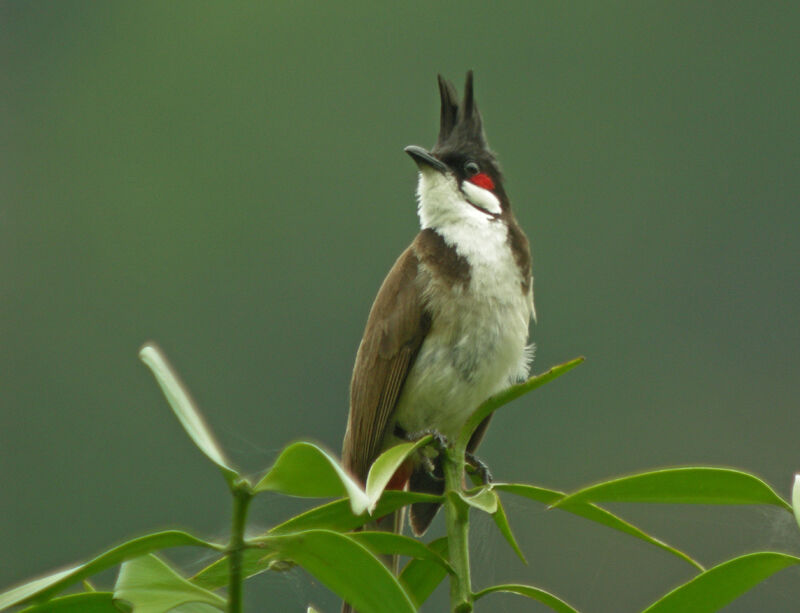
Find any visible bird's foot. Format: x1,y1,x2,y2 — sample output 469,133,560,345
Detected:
465,452,493,485
404,428,450,452
402,428,448,480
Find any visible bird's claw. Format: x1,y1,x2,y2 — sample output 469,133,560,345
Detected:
465,452,493,485
406,428,449,452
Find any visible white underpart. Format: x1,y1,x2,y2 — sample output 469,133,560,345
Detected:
389,169,535,445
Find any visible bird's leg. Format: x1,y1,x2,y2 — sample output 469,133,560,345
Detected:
414,429,449,450
465,451,493,485
403,428,449,480
400,426,492,485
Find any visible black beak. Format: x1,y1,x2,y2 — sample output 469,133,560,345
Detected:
404,145,448,173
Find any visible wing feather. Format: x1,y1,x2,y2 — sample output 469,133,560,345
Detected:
342,245,430,482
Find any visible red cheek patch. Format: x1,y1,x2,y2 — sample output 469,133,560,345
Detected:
468,172,494,191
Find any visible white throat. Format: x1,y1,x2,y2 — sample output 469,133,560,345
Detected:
416,169,501,230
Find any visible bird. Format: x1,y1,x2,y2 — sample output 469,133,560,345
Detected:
341,72,534,606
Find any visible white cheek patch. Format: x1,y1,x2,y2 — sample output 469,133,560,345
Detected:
461,181,502,215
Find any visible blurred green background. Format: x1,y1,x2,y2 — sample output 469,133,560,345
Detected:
2,2,799,611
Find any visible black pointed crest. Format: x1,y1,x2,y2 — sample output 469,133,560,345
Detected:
435,71,486,153
437,74,460,145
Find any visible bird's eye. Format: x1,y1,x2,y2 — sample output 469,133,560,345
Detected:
464,161,480,176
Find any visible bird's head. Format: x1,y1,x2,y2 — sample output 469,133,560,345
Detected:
406,71,509,228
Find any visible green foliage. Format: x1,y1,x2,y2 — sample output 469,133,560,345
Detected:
2,344,798,612
364,437,434,507
554,467,792,510
641,553,800,613
458,487,498,514
19,592,118,613
493,483,704,570
268,490,442,535
0,531,220,611
255,530,416,613
114,554,226,612
489,495,527,563
473,584,579,613
190,550,281,592
255,441,371,514
254,436,434,516
346,533,453,573
457,357,584,454
138,344,238,487
398,538,449,607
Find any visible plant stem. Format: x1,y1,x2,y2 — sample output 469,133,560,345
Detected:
228,483,253,613
443,443,473,612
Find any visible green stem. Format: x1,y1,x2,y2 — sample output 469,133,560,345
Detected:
443,443,473,612
228,483,253,613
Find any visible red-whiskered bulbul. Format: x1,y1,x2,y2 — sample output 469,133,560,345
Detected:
342,70,534,566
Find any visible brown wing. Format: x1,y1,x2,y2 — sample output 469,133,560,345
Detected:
342,244,431,483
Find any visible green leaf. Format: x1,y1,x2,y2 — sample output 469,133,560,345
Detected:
458,487,498,514
554,467,792,510
399,537,449,608
494,483,703,571
641,552,800,613
0,531,221,611
191,549,281,591
792,474,800,530
268,490,443,535
114,554,225,613
473,584,579,613
458,357,584,451
254,441,370,514
255,530,415,613
19,592,117,613
493,483,560,505
491,495,526,564
139,343,238,486
0,566,82,613
365,436,432,510
348,532,453,573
